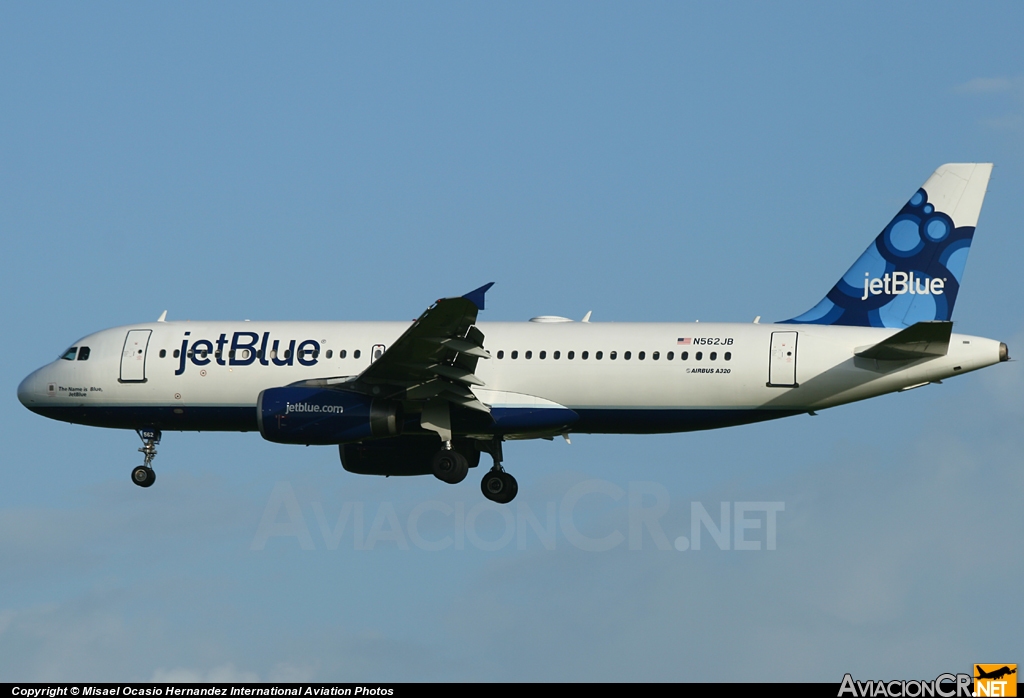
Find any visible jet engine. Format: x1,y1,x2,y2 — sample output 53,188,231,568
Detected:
341,436,481,476
257,386,402,445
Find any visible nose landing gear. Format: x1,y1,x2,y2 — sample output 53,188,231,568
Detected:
131,429,160,488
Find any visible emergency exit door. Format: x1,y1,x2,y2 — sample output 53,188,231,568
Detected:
120,330,152,383
767,331,798,387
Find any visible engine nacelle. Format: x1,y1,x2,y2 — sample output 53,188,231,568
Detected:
257,387,402,445
341,437,480,476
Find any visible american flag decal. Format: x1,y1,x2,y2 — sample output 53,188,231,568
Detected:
677,338,691,345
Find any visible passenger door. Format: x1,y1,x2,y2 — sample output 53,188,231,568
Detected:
767,331,798,387
120,330,152,382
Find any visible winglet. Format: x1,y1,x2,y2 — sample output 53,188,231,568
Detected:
157,310,168,323
462,282,495,310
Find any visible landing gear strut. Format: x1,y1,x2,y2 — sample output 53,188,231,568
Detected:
480,437,517,504
131,429,160,488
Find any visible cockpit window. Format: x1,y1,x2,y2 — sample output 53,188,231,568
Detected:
77,347,91,361
61,347,78,361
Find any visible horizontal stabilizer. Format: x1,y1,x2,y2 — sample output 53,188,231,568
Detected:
855,321,952,360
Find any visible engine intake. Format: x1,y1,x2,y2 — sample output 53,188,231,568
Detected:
257,387,401,445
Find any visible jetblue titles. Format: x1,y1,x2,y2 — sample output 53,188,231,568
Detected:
861,271,945,301
175,331,321,375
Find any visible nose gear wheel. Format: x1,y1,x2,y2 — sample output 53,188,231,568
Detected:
132,429,161,489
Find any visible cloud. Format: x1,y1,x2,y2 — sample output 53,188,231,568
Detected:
979,115,1024,131
954,77,1015,94
152,664,260,683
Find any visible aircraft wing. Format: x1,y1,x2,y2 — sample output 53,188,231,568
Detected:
855,321,953,360
343,283,494,411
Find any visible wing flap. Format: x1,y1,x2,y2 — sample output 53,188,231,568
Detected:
429,363,486,386
433,338,491,358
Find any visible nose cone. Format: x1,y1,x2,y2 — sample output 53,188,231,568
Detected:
1000,342,1010,362
17,374,33,407
17,368,45,410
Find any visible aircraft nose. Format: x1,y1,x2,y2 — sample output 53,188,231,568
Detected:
17,368,44,409
1000,342,1010,362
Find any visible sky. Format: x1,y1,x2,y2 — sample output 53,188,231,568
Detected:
2,2,1023,683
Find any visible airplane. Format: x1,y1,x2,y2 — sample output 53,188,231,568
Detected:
17,163,1009,504
975,666,1016,681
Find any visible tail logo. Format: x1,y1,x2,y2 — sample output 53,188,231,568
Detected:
784,181,978,328
860,271,945,300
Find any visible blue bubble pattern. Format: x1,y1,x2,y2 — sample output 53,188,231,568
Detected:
782,188,974,328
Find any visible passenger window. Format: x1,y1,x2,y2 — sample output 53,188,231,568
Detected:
624,351,632,360
497,350,504,359
596,351,603,360
652,351,659,360
354,350,361,359
725,352,732,361
667,351,674,360
228,350,235,359
326,350,333,359
553,351,560,360
638,351,645,360
696,352,703,361
159,349,167,358
710,352,717,361
511,351,519,359
61,347,77,361
77,347,91,361
539,351,546,359
568,351,575,360
582,351,589,360
174,349,180,359
525,351,533,359
340,350,347,359
681,351,688,360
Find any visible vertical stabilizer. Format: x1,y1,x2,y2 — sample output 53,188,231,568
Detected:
783,163,992,328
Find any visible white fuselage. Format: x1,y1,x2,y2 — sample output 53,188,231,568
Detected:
17,319,1005,436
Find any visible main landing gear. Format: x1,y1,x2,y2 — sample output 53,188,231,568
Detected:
131,429,160,488
480,437,517,504
430,437,518,503
431,445,469,484
481,468,517,505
